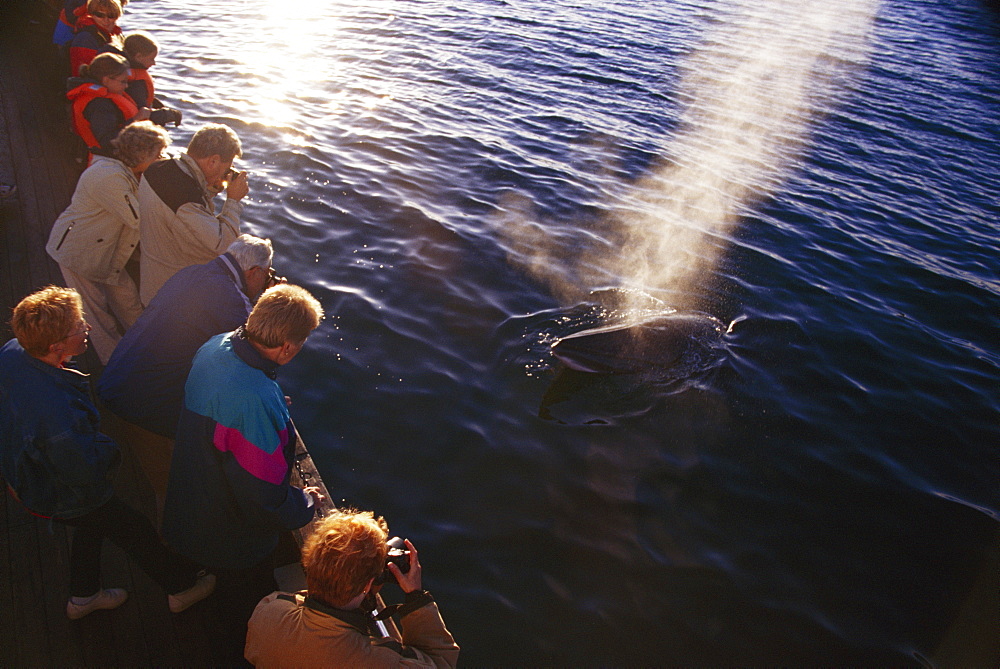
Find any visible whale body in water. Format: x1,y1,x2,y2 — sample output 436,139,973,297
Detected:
551,312,726,374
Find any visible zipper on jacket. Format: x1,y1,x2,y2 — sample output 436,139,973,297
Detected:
55,222,74,250
126,196,138,220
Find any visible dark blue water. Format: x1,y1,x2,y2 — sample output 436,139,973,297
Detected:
127,0,999,664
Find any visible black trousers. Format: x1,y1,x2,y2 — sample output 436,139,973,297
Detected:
57,494,198,598
206,559,276,667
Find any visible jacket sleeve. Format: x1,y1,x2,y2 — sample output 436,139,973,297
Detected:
126,79,149,108
391,602,461,669
173,197,242,257
213,420,315,532
226,464,315,531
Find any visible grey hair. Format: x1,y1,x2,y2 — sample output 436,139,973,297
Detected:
226,234,273,272
111,120,170,168
187,123,242,161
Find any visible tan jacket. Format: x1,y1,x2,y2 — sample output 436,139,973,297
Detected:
245,591,460,669
45,156,140,286
137,152,242,305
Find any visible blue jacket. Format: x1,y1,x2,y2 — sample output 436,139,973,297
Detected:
161,329,315,570
97,253,253,438
0,339,120,518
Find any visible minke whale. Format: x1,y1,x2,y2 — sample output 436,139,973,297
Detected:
551,312,725,374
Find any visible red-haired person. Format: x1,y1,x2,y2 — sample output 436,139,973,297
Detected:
246,508,460,668
0,287,216,620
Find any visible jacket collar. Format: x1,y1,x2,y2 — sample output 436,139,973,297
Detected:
217,253,251,298
230,327,278,380
303,595,374,636
177,152,214,199
0,339,89,386
91,154,138,190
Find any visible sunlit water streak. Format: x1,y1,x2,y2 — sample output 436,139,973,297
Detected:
122,0,1000,664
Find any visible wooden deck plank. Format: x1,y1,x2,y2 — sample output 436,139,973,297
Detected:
6,509,54,666
0,491,22,667
34,516,86,667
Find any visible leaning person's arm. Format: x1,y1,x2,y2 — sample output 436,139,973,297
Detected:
174,196,242,257
214,428,315,531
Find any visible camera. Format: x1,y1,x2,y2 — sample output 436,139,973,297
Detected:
374,536,410,585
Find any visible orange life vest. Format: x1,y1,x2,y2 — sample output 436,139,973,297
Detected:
67,82,139,151
128,67,155,106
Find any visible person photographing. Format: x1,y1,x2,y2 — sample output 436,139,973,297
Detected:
245,508,460,668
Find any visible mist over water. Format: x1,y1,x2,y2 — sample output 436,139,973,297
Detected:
126,0,1000,664
502,0,880,314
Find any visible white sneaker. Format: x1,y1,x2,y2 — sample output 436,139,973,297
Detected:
167,571,216,613
66,588,128,620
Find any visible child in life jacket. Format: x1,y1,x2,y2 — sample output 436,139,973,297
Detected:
67,53,151,160
52,0,88,49
123,32,183,127
69,0,125,77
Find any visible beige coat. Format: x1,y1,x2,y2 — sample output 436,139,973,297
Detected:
245,591,460,669
46,156,140,286
137,152,242,305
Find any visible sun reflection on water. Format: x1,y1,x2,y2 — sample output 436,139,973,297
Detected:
232,0,398,127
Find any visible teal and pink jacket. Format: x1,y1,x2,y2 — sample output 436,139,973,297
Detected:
161,328,315,570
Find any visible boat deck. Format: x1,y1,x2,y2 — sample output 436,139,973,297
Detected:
0,2,328,665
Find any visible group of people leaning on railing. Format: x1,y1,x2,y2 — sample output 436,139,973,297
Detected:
0,2,460,667
54,0,183,162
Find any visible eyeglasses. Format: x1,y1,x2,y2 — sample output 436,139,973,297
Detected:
60,321,91,341
90,11,118,19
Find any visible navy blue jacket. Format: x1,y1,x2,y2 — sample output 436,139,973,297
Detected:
0,339,120,518
97,253,253,438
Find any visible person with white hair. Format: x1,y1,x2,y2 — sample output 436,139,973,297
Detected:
98,234,280,512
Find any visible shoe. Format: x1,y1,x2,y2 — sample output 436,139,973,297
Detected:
0,183,15,199
168,571,216,613
66,588,128,620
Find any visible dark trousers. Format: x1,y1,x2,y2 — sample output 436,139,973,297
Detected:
58,494,198,598
206,559,276,667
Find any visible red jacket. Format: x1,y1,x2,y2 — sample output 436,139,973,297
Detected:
69,16,123,76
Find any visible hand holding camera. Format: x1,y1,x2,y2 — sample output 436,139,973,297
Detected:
383,537,422,594
224,168,249,201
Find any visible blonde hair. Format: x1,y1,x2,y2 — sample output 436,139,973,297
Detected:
79,52,129,82
123,31,157,58
10,286,83,357
112,120,170,168
245,284,322,348
87,0,122,19
187,123,242,162
302,509,389,607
